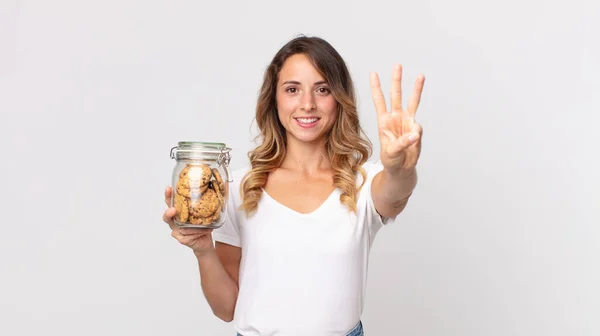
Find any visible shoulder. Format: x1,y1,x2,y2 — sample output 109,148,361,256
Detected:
229,165,251,185
356,159,384,185
362,159,384,173
226,165,251,199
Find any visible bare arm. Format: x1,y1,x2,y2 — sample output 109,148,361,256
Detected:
195,242,241,322
371,166,418,218
164,186,242,322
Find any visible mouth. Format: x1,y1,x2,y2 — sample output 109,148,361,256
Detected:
294,116,321,129
294,117,320,124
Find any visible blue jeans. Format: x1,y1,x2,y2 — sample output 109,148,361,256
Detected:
236,321,364,336
346,321,364,336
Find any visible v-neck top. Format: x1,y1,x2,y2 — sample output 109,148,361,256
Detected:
260,186,339,217
212,160,393,336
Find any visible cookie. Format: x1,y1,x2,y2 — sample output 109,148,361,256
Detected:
173,163,227,226
188,215,203,225
179,164,211,181
177,164,211,192
173,193,189,222
176,179,208,198
213,181,225,208
188,188,219,218
176,170,210,198
211,168,225,194
188,204,222,225
201,204,221,225
189,164,213,186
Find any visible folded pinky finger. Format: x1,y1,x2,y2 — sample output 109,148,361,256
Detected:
388,133,418,155
412,123,423,136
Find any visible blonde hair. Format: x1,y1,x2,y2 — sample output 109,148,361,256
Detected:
239,35,372,216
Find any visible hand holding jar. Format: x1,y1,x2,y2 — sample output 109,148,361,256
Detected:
163,186,215,255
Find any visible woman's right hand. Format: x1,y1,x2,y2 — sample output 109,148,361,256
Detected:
163,186,215,256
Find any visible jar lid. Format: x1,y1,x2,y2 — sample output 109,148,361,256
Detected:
170,141,231,165
177,141,226,148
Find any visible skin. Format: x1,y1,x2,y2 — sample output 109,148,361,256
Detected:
162,54,425,322
264,53,340,214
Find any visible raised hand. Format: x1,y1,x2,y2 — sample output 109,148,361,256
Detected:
370,64,425,173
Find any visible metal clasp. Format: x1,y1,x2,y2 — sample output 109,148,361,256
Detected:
217,147,233,182
217,147,231,166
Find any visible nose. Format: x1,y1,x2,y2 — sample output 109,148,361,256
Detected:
301,91,316,112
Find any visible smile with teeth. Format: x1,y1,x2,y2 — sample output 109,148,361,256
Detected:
295,117,320,124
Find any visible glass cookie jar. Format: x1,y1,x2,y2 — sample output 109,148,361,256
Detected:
169,141,232,229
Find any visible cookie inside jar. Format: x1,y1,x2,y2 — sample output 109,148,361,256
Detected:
174,163,227,227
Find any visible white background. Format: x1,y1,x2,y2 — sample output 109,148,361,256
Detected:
1,0,598,335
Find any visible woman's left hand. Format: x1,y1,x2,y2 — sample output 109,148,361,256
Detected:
370,64,425,174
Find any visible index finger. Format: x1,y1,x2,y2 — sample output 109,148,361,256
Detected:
407,74,425,118
370,72,388,117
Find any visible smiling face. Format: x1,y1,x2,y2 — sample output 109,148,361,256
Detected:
275,53,338,145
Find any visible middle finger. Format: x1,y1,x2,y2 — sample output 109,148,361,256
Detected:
390,64,403,113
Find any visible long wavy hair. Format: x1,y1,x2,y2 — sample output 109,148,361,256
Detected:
239,35,373,216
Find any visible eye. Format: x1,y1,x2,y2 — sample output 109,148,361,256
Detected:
317,87,331,94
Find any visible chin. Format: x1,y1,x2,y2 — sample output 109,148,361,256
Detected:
289,130,328,144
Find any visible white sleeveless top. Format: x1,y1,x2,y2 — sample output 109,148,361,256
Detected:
212,160,394,336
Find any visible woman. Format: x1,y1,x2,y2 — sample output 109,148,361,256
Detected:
162,35,424,336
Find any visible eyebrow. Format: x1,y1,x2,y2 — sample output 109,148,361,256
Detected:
281,80,328,86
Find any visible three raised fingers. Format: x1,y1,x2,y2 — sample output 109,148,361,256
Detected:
372,65,425,119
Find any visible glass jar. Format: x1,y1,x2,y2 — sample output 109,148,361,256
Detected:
169,141,232,229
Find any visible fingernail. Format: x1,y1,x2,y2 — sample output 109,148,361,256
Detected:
408,132,419,142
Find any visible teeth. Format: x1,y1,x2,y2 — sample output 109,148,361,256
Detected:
296,118,318,124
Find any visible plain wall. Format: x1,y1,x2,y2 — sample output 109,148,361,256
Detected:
1,0,598,335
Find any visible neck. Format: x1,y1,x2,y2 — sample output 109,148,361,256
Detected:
280,135,330,174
